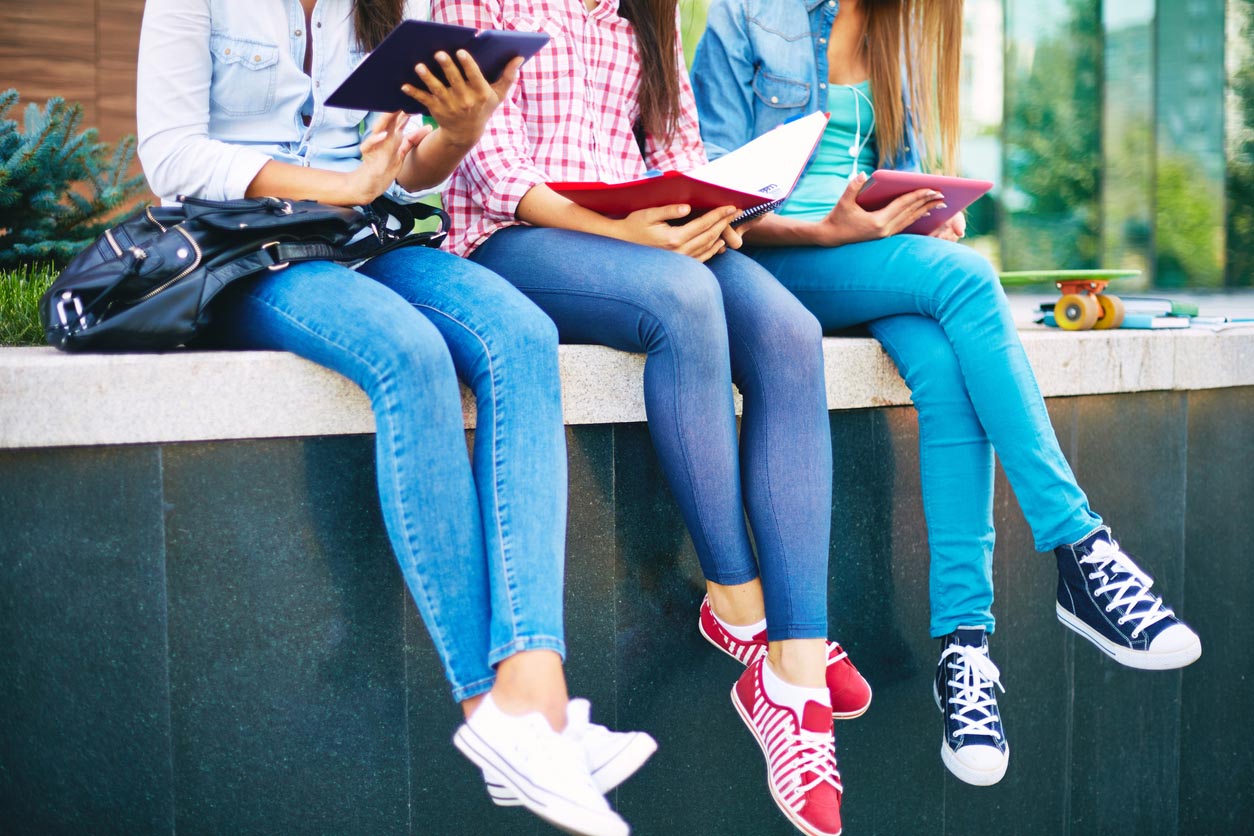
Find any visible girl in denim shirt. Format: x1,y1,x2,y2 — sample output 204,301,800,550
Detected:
692,0,1199,789
136,2,648,833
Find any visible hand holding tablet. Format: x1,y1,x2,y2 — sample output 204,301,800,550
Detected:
855,170,993,236
326,20,550,115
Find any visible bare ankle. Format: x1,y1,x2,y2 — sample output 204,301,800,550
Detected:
707,580,767,626
488,649,569,731
766,639,827,689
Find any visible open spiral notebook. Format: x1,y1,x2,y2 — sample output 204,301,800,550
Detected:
548,111,830,226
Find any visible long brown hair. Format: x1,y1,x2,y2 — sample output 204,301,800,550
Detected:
619,0,683,143
864,0,962,173
354,0,405,52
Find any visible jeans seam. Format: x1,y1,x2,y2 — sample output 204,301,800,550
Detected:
236,289,468,694
726,324,792,617
410,302,526,642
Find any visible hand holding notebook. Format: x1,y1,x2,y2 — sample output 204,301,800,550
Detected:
548,111,830,226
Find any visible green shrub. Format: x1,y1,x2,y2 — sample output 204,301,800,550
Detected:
0,262,55,346
0,89,148,268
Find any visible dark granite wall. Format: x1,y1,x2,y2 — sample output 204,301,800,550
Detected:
2,388,1250,835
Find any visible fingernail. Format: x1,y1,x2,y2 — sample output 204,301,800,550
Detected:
416,63,426,73
937,203,948,209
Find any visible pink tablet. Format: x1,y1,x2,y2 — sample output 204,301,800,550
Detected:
855,170,993,236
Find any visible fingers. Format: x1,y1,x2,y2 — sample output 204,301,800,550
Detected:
491,56,525,99
876,188,943,237
413,59,449,98
720,224,744,250
693,237,727,263
679,205,738,238
836,171,870,207
361,112,407,154
454,49,491,90
677,207,737,257
635,203,693,224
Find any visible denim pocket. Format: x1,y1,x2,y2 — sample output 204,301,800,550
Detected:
209,34,281,117
751,71,810,109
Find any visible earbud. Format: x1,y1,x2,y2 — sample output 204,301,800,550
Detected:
839,84,876,177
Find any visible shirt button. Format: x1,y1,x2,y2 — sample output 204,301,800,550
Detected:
820,82,828,89
295,29,303,36
770,96,779,103
819,38,827,44
224,48,231,55
253,55,262,62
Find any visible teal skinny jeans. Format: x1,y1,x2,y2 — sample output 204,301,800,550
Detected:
747,235,1102,637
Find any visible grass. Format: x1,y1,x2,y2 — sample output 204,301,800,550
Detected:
0,263,56,346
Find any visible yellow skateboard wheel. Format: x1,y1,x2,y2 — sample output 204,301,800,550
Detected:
1055,293,1100,330
1093,294,1125,330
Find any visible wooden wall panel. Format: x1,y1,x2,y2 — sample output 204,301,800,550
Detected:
96,0,144,142
0,0,100,127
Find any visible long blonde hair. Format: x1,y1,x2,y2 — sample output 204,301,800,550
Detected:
864,0,962,174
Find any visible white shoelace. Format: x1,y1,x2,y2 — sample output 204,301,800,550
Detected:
780,730,844,802
1082,538,1173,638
943,643,1005,741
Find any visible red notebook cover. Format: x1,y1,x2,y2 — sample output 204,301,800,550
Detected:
548,111,830,225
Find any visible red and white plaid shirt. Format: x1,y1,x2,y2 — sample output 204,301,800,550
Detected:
432,0,707,255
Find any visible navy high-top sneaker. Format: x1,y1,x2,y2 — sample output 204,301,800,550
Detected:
1055,526,1201,670
933,627,1009,786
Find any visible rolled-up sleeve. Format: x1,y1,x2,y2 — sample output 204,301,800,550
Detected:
135,0,272,201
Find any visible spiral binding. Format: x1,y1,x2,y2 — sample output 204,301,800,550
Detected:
732,198,784,226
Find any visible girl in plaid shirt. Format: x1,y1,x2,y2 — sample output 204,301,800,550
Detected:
434,2,855,833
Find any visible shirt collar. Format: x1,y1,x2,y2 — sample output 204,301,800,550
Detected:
807,0,833,11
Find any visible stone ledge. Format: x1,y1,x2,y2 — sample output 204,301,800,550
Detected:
2,327,1252,449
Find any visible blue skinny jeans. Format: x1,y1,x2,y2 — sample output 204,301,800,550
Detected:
747,235,1102,637
472,227,832,641
206,246,567,701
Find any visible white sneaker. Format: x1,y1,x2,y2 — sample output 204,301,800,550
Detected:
453,694,630,836
484,697,657,805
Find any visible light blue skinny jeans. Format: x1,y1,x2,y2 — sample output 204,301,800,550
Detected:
472,227,833,641
747,234,1103,637
206,245,567,701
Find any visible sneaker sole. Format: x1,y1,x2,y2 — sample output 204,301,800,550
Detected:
485,733,658,806
931,682,1009,787
730,684,843,836
700,621,871,721
1056,604,1202,671
452,725,629,836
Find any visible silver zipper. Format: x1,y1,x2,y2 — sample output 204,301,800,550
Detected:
104,228,123,257
135,226,202,302
145,206,168,233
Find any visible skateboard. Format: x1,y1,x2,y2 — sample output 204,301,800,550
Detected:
998,269,1141,331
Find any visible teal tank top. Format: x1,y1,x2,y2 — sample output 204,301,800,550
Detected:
777,81,878,221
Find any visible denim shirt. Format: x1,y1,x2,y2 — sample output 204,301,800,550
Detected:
137,0,430,203
691,0,920,172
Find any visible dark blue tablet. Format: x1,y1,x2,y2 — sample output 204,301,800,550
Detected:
326,20,550,115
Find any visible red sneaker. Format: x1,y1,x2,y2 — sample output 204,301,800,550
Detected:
732,658,844,836
699,596,872,719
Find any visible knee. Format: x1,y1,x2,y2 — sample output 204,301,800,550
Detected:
942,247,1003,304
899,341,966,408
496,304,559,360
646,261,726,344
375,320,456,391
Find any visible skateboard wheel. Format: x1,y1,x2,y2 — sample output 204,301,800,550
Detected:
1094,294,1125,329
1055,293,1099,330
